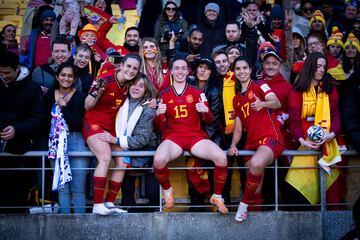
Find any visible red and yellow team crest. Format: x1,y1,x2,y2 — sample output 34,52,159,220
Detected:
248,90,254,100
186,95,194,103
91,124,100,131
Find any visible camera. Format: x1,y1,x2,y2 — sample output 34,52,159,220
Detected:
163,30,184,41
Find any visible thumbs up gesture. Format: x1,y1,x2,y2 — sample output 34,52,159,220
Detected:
156,99,167,116
250,94,264,111
196,96,209,113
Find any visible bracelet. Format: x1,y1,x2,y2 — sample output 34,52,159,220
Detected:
89,92,98,98
116,137,120,145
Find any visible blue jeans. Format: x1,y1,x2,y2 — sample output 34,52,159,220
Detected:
52,132,89,213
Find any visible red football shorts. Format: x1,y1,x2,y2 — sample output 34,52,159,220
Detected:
163,135,206,152
82,121,116,142
243,137,285,163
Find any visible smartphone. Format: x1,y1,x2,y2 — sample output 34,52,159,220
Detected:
97,78,106,89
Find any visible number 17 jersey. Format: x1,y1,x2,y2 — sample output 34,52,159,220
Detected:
233,80,283,144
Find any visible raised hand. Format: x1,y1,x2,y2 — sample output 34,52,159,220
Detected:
156,99,167,116
250,94,264,111
268,33,280,43
284,9,293,30
195,97,209,113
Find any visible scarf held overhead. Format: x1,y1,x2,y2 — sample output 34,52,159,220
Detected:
286,84,341,204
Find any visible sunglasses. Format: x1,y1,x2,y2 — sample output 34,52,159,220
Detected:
302,8,314,13
166,7,176,11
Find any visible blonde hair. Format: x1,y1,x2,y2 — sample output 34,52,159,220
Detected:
139,37,164,87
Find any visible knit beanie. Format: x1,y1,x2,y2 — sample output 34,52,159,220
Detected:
40,9,56,22
344,33,360,52
310,10,325,26
326,26,344,48
204,3,220,14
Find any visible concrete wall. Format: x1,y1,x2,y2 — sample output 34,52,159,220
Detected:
0,211,353,240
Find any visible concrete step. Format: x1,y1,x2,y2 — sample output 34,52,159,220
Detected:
0,211,353,240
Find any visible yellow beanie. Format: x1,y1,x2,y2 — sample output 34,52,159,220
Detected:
344,33,360,52
310,10,325,26
327,26,344,48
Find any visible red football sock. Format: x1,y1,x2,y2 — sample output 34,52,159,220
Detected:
213,165,227,195
242,172,263,204
248,192,263,211
154,166,171,190
93,176,107,204
105,180,122,203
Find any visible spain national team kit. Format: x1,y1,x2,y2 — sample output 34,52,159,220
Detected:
233,80,285,161
82,71,128,140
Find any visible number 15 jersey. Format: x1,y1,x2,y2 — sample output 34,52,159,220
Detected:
233,80,283,145
155,84,213,140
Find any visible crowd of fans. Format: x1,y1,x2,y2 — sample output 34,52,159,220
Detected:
0,0,359,227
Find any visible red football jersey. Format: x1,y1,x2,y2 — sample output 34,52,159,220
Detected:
84,71,127,131
233,80,283,144
156,84,213,139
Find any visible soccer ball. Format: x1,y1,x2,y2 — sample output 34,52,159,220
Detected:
307,126,325,143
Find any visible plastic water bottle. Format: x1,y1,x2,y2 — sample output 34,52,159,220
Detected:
118,15,126,31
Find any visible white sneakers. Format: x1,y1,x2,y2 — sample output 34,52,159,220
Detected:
104,202,128,213
92,202,127,215
235,202,248,222
92,203,114,215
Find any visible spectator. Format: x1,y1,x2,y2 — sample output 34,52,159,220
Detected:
342,69,360,210
97,73,160,212
292,26,306,63
287,52,343,209
289,0,313,38
228,55,283,222
186,58,222,209
45,62,88,213
211,50,241,204
138,0,163,38
32,38,71,95
121,27,141,55
226,45,242,68
139,37,170,92
154,1,188,57
342,33,360,79
309,10,328,44
341,195,360,239
0,24,18,56
153,57,228,214
72,44,94,94
20,9,56,70
167,28,204,70
198,3,226,58
342,1,358,35
82,54,141,215
0,51,45,212
260,48,293,209
327,27,344,61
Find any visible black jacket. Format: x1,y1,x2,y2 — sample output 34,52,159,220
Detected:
0,66,45,153
198,17,226,58
342,71,360,153
187,77,222,145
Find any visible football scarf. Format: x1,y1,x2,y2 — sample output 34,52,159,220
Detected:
222,71,236,134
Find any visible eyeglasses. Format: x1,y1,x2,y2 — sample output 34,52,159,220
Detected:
308,40,320,47
166,7,176,11
302,8,314,13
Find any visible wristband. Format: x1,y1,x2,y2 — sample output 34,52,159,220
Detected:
89,92,98,98
116,137,120,145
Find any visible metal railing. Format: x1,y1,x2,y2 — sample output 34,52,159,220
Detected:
0,150,358,213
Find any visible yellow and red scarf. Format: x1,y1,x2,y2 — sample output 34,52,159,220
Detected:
222,71,236,134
